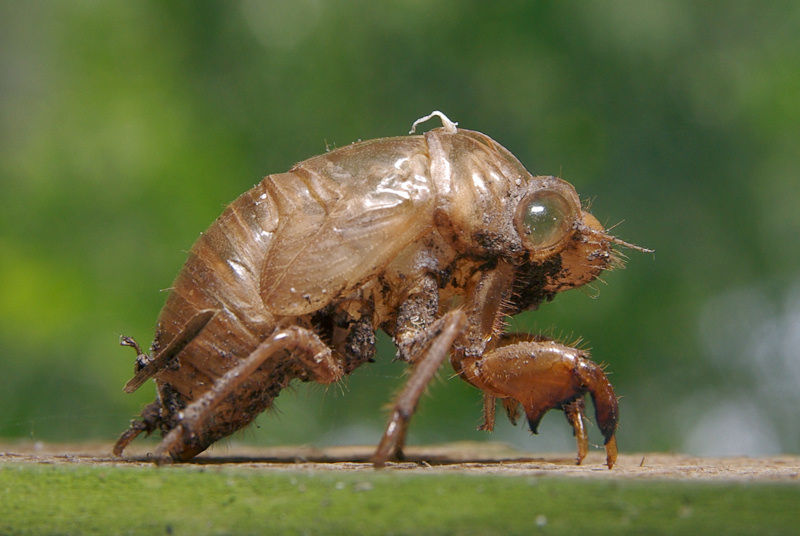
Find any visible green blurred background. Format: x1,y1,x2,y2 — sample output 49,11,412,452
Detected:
1,1,798,457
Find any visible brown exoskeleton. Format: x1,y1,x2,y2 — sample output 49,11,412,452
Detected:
115,111,649,468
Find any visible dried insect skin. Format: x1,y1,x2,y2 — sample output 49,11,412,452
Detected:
115,113,640,468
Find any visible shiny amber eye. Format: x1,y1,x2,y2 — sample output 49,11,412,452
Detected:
515,190,577,251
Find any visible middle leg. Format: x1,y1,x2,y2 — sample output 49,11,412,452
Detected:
371,309,468,467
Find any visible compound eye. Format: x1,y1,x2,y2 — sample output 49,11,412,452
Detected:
515,190,578,251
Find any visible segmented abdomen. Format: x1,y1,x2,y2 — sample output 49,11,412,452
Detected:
151,178,282,415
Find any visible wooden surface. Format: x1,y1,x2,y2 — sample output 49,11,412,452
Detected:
3,441,799,481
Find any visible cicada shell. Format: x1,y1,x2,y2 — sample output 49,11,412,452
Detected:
115,112,648,468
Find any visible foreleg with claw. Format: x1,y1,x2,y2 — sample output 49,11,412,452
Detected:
462,337,619,468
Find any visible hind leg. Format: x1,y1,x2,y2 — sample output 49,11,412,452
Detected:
152,325,342,463
113,401,162,457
